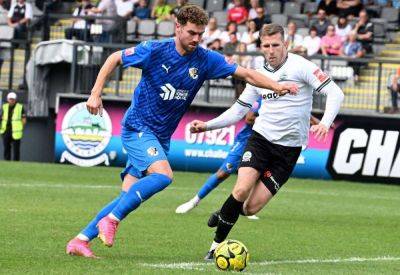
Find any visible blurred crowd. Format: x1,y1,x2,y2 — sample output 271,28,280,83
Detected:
0,0,396,54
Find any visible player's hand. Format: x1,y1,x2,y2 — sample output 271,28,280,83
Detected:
310,123,329,142
275,82,298,96
190,120,207,133
86,94,103,116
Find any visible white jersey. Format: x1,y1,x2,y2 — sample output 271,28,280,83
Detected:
239,53,334,147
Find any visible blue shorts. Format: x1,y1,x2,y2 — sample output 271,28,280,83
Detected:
220,140,248,174
120,127,169,180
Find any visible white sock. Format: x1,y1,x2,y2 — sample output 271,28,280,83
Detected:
191,195,201,205
76,233,89,241
108,213,120,222
209,241,220,251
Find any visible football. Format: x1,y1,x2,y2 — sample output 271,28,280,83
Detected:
214,240,250,271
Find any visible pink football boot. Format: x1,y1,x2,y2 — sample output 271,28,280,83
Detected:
66,238,97,258
97,216,119,247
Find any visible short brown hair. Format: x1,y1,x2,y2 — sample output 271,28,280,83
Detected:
260,23,285,40
176,5,209,26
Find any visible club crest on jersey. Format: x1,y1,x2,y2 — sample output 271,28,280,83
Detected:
189,67,198,79
278,73,288,82
147,147,159,156
242,151,252,162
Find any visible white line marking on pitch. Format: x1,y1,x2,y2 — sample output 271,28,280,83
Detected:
0,183,399,201
141,256,400,270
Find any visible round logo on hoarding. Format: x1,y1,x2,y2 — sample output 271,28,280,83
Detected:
61,102,112,159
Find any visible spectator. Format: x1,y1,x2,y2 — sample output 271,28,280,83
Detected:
317,0,338,16
91,0,118,42
252,7,270,31
170,0,187,19
337,0,363,18
302,26,321,56
207,38,223,51
285,21,304,55
341,31,364,80
65,0,94,41
0,0,8,19
335,15,352,42
7,0,32,40
224,32,240,54
354,9,373,54
1,0,9,10
311,9,331,37
248,0,260,20
201,17,222,48
115,0,136,18
151,0,171,23
227,0,248,25
133,0,150,20
1,92,26,161
321,24,343,55
386,68,400,114
220,21,241,45
240,20,259,51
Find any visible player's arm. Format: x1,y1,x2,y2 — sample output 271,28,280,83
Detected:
303,63,344,140
232,66,298,95
87,51,122,115
190,85,259,133
310,115,335,129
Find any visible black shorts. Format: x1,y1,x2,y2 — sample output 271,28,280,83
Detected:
239,131,302,196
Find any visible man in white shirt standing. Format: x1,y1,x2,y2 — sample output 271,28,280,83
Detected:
7,0,32,40
115,0,136,18
190,23,344,260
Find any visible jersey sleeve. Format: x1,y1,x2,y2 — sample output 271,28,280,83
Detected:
301,59,332,94
121,41,152,70
206,50,238,80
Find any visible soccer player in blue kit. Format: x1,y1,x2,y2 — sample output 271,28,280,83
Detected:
66,5,298,258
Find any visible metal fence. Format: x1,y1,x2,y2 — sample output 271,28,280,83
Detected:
0,38,31,92
66,43,400,113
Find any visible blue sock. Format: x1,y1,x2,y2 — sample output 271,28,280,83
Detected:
81,191,126,240
197,173,225,199
111,173,172,220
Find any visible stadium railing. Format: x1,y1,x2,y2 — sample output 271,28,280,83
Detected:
1,38,400,116
64,41,400,114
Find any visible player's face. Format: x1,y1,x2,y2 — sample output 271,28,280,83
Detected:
176,22,206,52
260,33,287,68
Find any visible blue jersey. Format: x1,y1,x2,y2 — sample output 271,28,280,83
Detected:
121,39,237,144
234,97,262,142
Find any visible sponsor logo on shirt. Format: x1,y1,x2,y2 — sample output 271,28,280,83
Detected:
262,92,283,100
160,83,188,100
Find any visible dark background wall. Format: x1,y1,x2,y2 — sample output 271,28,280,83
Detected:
0,115,55,162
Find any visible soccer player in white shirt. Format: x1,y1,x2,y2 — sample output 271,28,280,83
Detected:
190,23,344,260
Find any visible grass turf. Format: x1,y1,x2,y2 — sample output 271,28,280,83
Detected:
0,161,399,274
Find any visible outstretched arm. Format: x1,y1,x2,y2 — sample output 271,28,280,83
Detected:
190,85,259,133
232,66,298,96
86,51,122,115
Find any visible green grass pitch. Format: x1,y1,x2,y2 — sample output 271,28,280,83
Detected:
0,161,399,274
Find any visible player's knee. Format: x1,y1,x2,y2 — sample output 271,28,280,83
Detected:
232,186,251,201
